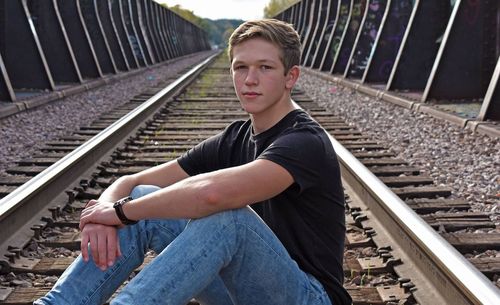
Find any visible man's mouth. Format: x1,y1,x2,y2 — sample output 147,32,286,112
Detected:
242,92,261,97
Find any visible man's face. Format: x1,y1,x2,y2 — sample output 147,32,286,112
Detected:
231,38,295,116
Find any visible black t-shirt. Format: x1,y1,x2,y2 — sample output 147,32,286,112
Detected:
178,109,352,305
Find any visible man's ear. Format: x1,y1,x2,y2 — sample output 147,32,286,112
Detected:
285,65,300,89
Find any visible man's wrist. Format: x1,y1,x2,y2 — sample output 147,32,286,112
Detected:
113,196,138,225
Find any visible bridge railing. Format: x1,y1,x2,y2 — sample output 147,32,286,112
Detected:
275,0,500,122
0,0,210,104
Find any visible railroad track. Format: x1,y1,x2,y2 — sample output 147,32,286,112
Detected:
0,54,499,304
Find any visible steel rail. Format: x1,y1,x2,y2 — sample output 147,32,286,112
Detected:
327,133,500,304
0,52,219,255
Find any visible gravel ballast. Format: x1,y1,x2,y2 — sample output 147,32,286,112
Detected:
0,51,214,176
297,71,500,222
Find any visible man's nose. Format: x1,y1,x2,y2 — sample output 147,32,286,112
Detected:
244,68,258,85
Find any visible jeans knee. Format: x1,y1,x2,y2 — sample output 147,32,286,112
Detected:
190,207,261,232
130,185,161,199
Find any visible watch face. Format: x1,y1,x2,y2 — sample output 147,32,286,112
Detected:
116,196,132,206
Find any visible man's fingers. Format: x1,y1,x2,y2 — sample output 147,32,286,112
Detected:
89,233,99,267
106,231,117,267
97,233,107,270
80,224,119,270
79,209,90,230
84,199,99,209
116,236,122,257
80,233,89,262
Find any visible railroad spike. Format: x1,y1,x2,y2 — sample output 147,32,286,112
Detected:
10,248,21,259
65,190,76,204
398,278,411,284
350,210,362,217
30,225,42,240
88,177,97,188
0,260,11,275
79,179,89,190
380,253,392,263
377,248,390,255
4,253,16,264
402,282,415,291
364,228,376,236
354,214,368,226
48,207,58,219
41,216,54,227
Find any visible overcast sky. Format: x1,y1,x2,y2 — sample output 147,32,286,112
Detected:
156,0,269,20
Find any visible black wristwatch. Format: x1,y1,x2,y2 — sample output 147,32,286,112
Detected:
113,196,138,225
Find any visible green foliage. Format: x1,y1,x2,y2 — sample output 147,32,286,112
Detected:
159,3,243,48
161,4,204,28
211,20,242,47
263,0,298,18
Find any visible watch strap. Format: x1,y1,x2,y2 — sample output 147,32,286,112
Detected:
113,196,138,225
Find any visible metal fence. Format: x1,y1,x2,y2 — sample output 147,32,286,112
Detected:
276,0,500,121
0,0,211,103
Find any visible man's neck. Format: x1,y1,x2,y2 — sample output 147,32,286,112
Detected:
251,100,300,135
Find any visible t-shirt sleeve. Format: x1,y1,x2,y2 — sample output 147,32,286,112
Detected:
177,132,223,176
177,121,245,176
257,129,325,193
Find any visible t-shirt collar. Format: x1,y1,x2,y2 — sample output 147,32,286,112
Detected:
251,109,304,141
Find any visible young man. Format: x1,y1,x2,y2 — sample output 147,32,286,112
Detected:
35,19,352,305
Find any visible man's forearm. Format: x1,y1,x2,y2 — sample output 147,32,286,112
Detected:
96,160,190,205
98,175,138,203
122,173,219,221
79,159,292,228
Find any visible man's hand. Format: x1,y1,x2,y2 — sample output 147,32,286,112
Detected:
84,199,99,209
80,223,121,270
79,201,121,230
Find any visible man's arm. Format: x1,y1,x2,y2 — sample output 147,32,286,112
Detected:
79,159,294,227
95,159,190,204
79,159,190,268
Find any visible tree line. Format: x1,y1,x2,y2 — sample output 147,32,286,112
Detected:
160,0,298,48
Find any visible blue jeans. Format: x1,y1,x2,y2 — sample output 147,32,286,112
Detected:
35,185,332,305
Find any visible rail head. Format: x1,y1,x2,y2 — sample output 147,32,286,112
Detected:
328,134,500,305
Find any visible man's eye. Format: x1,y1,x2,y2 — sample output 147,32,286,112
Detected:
261,65,272,70
234,66,247,70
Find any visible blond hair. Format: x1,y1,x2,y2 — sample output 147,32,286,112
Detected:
228,19,301,74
